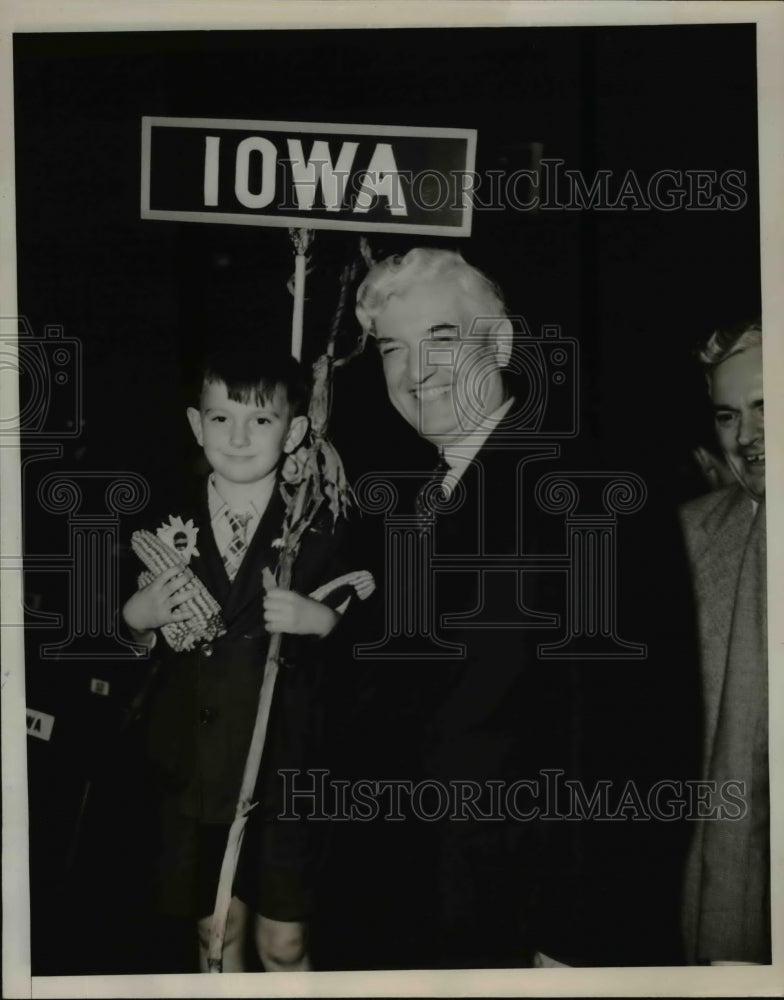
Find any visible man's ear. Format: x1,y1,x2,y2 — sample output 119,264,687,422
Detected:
491,318,513,368
186,407,204,447
284,415,309,454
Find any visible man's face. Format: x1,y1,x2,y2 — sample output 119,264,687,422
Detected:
710,344,764,499
187,380,306,490
373,278,508,445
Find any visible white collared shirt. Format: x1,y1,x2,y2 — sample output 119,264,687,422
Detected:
439,396,516,496
208,474,276,564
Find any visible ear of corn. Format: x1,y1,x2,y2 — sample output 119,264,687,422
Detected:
132,529,227,652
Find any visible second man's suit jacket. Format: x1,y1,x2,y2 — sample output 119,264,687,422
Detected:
679,484,769,964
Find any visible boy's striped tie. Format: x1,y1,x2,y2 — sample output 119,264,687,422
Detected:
223,509,252,581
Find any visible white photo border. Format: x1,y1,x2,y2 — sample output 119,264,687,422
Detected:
2,3,782,998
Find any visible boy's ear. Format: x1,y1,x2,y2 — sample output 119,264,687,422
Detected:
284,415,309,454
186,407,204,446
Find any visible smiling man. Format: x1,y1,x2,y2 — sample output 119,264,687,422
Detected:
354,248,572,969
680,320,770,965
357,249,521,505
365,259,512,446
352,248,705,969
710,334,765,499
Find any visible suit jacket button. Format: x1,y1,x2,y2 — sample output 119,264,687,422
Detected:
200,707,217,725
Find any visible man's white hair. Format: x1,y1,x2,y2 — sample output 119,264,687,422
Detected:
355,247,507,336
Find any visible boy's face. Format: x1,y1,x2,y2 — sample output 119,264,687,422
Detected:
187,380,307,489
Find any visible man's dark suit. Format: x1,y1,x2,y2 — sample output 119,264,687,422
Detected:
418,417,567,968
426,413,701,966
352,407,701,968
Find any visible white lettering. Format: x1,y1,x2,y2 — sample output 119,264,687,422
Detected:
26,708,55,742
287,139,358,212
353,143,408,215
203,135,220,206
234,136,276,209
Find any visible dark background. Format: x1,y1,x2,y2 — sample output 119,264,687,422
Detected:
14,24,760,975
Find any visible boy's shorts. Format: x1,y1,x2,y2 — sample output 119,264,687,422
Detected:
156,802,315,923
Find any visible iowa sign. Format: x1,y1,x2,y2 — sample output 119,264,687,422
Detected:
141,117,477,236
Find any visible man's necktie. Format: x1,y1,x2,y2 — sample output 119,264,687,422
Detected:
415,450,450,528
223,509,252,581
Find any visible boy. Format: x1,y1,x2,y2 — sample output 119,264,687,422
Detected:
123,347,362,972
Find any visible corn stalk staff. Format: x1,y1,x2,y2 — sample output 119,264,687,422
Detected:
207,235,363,972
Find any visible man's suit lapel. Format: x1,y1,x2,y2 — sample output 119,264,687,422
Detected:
691,486,755,765
695,497,769,962
694,484,754,561
441,410,555,554
682,485,757,960
435,411,521,549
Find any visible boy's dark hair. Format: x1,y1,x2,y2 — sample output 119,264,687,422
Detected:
195,347,311,416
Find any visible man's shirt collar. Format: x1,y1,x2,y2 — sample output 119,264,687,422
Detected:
440,396,515,494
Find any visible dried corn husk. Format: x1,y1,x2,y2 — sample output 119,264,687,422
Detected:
131,530,226,651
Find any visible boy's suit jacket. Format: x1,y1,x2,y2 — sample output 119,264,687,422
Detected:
680,484,769,963
143,479,351,825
